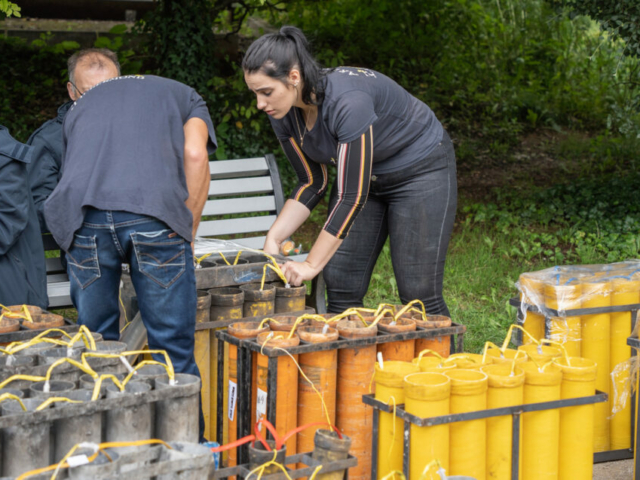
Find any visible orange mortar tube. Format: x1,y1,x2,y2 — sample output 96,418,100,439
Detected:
413,314,452,358
377,316,416,362
297,326,340,458
255,332,300,457
227,322,268,471
336,316,378,480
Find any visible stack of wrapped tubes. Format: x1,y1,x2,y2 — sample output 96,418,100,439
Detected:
517,261,640,453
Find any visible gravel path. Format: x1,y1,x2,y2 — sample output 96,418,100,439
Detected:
593,459,633,479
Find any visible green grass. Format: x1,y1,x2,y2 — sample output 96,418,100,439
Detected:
363,228,554,353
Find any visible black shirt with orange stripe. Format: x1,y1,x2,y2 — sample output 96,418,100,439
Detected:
269,67,444,239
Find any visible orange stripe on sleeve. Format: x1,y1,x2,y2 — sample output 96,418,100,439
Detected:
290,138,314,202
336,131,368,237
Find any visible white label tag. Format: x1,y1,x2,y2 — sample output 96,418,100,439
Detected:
228,381,237,422
67,454,90,468
256,388,268,430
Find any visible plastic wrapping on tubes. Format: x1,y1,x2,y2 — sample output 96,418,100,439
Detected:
610,356,639,418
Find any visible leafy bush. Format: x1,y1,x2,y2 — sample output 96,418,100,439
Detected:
463,169,640,265
277,0,639,142
0,35,74,141
551,0,640,58
0,25,142,142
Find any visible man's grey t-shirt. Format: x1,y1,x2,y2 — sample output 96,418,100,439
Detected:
44,75,217,252
269,67,443,175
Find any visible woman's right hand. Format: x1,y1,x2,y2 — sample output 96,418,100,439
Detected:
262,199,312,256
263,237,281,256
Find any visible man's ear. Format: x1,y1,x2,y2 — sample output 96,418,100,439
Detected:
67,82,78,101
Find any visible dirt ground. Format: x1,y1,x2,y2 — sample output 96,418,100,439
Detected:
593,459,634,479
455,130,578,202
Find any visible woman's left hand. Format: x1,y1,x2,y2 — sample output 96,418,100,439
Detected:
281,260,320,286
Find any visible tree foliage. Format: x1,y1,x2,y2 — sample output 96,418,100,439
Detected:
0,0,20,18
136,0,270,92
285,0,640,139
550,0,640,58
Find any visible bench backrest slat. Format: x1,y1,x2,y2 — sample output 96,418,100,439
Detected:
208,176,274,197
229,236,267,250
45,257,64,274
202,196,277,216
47,273,70,283
197,215,277,238
209,158,269,179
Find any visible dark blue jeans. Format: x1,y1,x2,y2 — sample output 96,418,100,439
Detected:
66,209,200,376
324,131,458,315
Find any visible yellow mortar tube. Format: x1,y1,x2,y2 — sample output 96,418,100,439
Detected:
194,291,211,440
610,277,640,450
485,348,528,365
581,280,611,453
374,361,420,478
481,363,525,480
445,369,488,480
194,327,210,439
446,353,490,370
403,372,450,480
517,344,562,365
519,274,546,344
521,361,562,480
412,356,456,373
635,363,639,479
544,282,582,357
555,357,597,480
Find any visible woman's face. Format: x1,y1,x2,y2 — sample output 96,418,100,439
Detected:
244,70,299,119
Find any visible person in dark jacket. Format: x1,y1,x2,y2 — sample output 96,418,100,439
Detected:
26,101,72,233
0,125,48,309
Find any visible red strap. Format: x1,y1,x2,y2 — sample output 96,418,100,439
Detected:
210,435,255,453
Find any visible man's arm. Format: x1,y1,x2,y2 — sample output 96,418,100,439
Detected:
183,117,211,241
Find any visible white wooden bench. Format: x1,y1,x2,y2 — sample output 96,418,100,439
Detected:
196,154,326,312
44,154,326,312
43,235,72,308
197,155,285,251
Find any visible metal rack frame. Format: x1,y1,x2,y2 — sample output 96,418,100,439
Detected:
627,335,640,480
0,381,198,429
213,452,357,479
510,296,639,463
363,390,608,480
0,317,78,343
216,322,467,464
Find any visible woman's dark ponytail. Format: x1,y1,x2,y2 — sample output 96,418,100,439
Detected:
242,26,324,105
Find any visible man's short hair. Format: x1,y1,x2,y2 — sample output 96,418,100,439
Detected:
68,48,121,84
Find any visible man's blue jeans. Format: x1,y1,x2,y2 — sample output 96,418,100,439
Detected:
66,208,199,379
